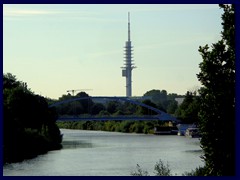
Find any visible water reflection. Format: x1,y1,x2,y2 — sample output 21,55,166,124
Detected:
3,129,204,176
184,149,203,153
62,140,93,149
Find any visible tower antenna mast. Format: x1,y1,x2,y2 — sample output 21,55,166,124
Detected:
128,12,131,41
121,12,136,97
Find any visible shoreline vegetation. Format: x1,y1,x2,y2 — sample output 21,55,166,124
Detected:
56,120,177,135
131,159,206,176
3,73,63,164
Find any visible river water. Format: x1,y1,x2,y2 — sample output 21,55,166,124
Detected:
3,129,204,176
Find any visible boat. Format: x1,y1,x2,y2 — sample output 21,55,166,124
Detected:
185,128,201,138
176,124,196,136
153,126,178,135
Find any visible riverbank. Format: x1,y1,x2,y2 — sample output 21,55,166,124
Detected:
56,120,178,134
4,128,63,164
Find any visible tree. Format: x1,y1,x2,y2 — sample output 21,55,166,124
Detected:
143,89,167,105
143,89,181,112
166,100,178,114
121,102,138,115
167,93,179,101
76,92,94,113
106,101,119,114
197,4,235,175
3,73,20,89
175,91,200,123
91,103,106,115
137,99,158,115
3,73,62,163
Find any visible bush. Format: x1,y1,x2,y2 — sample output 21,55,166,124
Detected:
131,159,172,176
153,160,172,176
131,164,149,176
131,159,207,176
120,121,134,133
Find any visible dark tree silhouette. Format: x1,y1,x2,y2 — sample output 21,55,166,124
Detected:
197,4,235,176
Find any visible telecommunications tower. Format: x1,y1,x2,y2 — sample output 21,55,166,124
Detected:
121,12,136,97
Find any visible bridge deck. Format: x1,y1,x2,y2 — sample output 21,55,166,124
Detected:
57,116,165,121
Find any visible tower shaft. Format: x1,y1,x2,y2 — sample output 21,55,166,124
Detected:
128,12,130,41
121,12,136,97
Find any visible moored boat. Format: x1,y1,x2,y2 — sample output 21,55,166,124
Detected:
185,128,201,138
154,126,178,135
176,124,196,136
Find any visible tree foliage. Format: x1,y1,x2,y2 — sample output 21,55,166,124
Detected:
3,73,62,163
57,120,164,134
197,4,235,176
143,89,180,114
175,91,200,124
137,99,158,115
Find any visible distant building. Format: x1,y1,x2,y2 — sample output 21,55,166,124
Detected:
175,97,185,106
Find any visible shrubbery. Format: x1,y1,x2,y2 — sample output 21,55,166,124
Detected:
131,159,206,176
131,159,173,176
56,120,165,134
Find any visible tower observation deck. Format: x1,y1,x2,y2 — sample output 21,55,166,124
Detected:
121,12,136,97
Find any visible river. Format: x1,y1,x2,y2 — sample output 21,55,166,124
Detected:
3,129,204,176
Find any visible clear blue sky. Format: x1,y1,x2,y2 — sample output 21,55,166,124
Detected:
3,4,223,99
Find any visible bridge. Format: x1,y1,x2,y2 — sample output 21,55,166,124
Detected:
49,96,179,122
